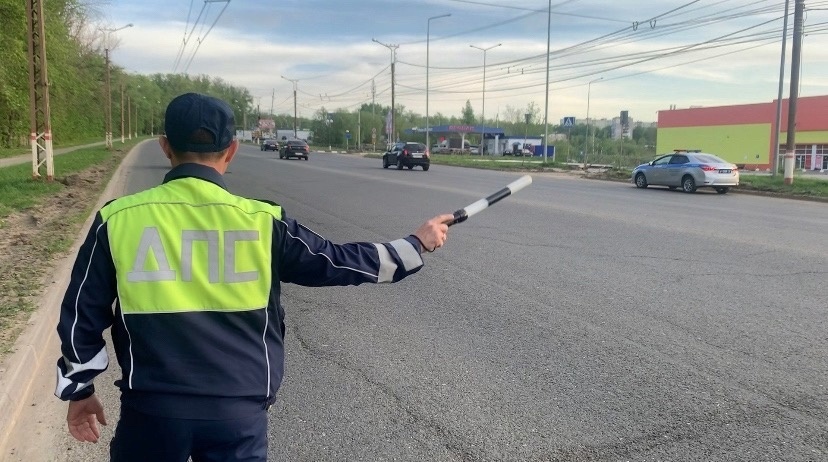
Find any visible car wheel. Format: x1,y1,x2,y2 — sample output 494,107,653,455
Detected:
396,158,403,170
422,164,429,171
634,173,648,189
407,165,413,170
682,175,697,193
304,156,308,161
383,157,388,169
715,187,729,194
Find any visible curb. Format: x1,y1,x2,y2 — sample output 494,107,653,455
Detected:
0,141,144,455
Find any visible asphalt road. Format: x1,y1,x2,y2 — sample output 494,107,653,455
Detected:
41,142,828,461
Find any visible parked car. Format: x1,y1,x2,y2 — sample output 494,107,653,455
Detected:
382,142,429,171
260,139,279,151
279,140,310,160
631,150,739,193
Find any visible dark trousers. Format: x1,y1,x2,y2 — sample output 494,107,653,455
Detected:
110,405,268,462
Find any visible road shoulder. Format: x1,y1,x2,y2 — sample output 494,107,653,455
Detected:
0,142,142,461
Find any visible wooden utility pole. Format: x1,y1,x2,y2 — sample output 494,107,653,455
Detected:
783,0,805,185
26,0,54,180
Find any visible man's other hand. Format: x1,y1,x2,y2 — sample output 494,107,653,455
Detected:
67,394,107,443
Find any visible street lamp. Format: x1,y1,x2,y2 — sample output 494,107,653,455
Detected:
427,13,450,155
99,23,133,149
100,23,133,48
584,77,603,169
470,43,501,155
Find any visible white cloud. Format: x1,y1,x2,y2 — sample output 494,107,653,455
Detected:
107,0,828,123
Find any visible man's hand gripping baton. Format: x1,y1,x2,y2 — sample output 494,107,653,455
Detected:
448,175,533,226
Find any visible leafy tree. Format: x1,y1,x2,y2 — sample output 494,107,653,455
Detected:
461,100,475,124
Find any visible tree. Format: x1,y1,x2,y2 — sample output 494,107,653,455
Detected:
461,100,475,124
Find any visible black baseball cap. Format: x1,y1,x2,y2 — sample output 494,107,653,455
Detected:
164,93,235,153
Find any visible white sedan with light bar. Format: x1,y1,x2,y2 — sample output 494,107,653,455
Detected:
631,150,739,194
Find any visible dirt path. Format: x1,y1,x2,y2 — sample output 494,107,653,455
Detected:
0,141,107,169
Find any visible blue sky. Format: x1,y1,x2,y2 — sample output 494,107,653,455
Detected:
102,0,828,124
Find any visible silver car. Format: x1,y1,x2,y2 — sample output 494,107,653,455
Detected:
631,150,739,194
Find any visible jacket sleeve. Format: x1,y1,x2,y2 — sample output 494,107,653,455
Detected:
55,213,117,401
275,214,425,287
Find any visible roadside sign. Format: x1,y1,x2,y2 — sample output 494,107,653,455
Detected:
563,116,576,127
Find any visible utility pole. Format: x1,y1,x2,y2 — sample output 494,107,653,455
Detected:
104,48,112,149
120,82,125,143
281,76,299,137
371,79,376,150
27,0,54,180
270,88,274,119
373,39,398,143
470,43,502,156
543,0,552,162
772,0,791,176
427,13,450,156
783,0,804,185
127,96,132,140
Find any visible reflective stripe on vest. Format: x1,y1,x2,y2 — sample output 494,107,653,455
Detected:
100,178,280,314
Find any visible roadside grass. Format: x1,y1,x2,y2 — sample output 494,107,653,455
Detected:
738,174,828,197
0,141,137,357
0,144,132,217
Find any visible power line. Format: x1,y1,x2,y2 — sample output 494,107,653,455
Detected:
182,0,231,74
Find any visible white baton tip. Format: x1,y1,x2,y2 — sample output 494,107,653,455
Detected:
507,175,533,193
464,199,489,217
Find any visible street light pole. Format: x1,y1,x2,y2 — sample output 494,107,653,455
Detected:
543,0,552,163
99,23,133,149
470,43,501,155
280,75,299,137
584,77,603,169
427,13,450,155
120,82,125,143
127,96,131,140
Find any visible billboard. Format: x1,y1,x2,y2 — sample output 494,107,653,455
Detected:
258,119,275,131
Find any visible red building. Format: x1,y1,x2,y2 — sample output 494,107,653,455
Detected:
657,95,828,171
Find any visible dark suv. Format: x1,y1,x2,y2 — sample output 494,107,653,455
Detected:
261,139,279,151
279,140,310,160
382,142,429,171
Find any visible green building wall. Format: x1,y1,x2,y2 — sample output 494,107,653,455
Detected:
656,124,771,165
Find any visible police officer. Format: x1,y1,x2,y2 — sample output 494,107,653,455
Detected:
55,92,452,461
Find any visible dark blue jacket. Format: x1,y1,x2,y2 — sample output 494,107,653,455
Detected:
55,163,426,419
